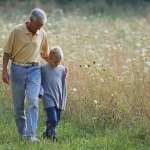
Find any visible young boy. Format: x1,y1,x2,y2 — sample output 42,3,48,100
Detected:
39,45,67,141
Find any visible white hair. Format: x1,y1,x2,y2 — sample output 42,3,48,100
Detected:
30,8,47,24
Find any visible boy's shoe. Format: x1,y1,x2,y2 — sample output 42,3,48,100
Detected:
51,135,58,142
43,131,48,139
43,131,58,142
28,136,40,142
48,134,58,142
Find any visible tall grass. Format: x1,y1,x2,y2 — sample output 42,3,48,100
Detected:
0,4,150,149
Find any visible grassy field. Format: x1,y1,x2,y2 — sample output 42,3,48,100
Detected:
0,4,150,150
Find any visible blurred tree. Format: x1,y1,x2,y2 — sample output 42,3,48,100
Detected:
0,0,150,10
105,0,149,6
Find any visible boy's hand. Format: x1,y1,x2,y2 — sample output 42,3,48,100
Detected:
38,94,43,99
65,67,68,77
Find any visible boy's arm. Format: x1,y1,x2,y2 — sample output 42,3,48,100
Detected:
62,68,67,110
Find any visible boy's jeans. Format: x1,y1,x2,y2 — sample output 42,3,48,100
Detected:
45,107,61,136
10,63,41,137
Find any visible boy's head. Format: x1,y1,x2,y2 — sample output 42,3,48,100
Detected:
49,45,63,67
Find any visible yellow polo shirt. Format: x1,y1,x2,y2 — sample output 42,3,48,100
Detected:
3,21,49,63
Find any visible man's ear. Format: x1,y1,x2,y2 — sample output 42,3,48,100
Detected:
30,18,33,22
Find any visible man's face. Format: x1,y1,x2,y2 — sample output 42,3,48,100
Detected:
29,18,44,33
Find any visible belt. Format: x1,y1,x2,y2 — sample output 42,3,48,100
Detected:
12,61,38,67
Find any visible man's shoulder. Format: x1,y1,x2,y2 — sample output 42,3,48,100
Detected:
11,23,24,32
39,28,46,35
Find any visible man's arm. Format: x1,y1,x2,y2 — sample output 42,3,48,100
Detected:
42,57,49,62
2,52,10,85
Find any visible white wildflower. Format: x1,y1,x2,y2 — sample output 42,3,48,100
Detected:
104,30,108,34
100,78,104,82
83,17,87,20
142,37,146,41
117,44,122,51
98,49,103,52
113,46,117,50
71,56,77,60
122,66,129,69
142,52,146,57
1,35,5,39
94,100,98,104
142,48,148,53
106,44,110,48
89,50,94,54
92,117,97,120
96,63,100,67
47,30,51,34
47,23,52,26
51,29,56,33
123,71,130,74
126,58,132,63
84,65,88,68
91,73,94,77
144,67,149,73
134,50,140,55
108,76,112,79
135,43,141,47
146,46,150,49
145,62,150,67
72,88,77,92
125,35,133,42
94,35,99,39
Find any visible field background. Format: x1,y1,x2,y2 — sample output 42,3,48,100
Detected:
0,0,150,149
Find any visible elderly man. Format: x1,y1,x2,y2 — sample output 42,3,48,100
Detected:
2,8,49,142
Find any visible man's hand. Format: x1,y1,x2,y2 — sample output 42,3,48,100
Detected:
2,52,10,84
2,71,10,85
42,56,50,62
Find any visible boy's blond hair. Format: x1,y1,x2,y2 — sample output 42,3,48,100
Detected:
49,45,63,61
